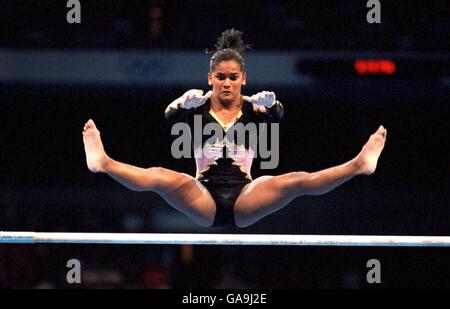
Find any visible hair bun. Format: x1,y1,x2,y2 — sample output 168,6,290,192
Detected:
215,29,250,53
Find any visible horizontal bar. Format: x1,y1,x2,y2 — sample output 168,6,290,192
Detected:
1,231,450,247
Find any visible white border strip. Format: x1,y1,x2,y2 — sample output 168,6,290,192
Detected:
1,232,450,247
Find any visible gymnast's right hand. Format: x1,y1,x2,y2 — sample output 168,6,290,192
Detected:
174,89,212,109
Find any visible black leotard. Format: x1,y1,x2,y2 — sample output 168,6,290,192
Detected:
165,98,284,227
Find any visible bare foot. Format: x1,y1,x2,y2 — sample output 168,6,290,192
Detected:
355,125,387,175
82,119,108,173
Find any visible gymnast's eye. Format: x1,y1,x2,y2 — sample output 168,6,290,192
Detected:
216,74,226,80
229,74,239,81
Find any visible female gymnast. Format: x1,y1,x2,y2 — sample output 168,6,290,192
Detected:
82,29,387,228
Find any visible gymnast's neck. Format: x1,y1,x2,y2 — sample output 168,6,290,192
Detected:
210,96,244,115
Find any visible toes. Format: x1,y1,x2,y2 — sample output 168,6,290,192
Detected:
375,125,387,139
84,119,97,131
378,126,387,138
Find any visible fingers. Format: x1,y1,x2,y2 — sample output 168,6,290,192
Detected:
182,89,211,109
243,91,276,107
252,104,267,113
242,95,253,103
243,92,263,103
185,89,211,100
182,89,202,104
183,89,203,97
265,91,276,101
185,92,201,101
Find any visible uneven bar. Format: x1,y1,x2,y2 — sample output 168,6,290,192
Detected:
1,231,450,247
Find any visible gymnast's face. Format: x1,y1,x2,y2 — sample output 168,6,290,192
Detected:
208,60,246,105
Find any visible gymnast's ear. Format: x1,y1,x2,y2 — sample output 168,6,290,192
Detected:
208,72,213,86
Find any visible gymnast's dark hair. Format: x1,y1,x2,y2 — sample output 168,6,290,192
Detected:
209,29,251,72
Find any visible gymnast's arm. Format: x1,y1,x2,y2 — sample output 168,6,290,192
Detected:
164,89,212,123
263,100,284,122
244,91,284,122
164,101,191,123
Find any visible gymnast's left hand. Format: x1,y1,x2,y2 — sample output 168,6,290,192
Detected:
243,91,276,108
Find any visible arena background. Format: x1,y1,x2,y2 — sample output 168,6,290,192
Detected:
0,0,449,288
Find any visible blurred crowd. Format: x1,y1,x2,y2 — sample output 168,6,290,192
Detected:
0,0,448,51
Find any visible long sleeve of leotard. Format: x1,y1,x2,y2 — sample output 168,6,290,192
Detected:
164,101,194,123
262,101,284,122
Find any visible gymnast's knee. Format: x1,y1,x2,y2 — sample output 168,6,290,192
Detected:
234,215,254,228
233,207,263,228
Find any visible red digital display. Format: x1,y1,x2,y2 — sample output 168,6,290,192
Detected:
354,59,396,75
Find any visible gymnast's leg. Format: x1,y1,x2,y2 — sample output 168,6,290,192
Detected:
234,126,387,227
82,119,216,227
